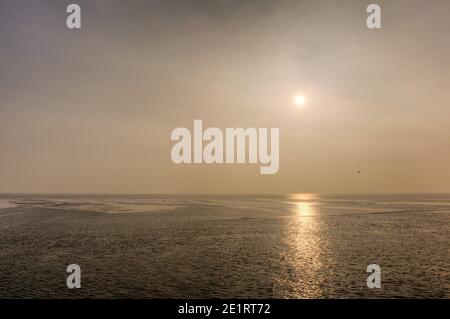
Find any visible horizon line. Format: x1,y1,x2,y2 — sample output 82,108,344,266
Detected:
1,192,450,196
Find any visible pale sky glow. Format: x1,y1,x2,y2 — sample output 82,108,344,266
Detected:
294,95,306,106
1,0,450,194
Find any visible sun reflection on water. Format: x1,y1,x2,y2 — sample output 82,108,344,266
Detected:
274,194,331,298
295,202,314,216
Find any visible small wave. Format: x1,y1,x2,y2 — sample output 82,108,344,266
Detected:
0,200,17,210
46,202,181,214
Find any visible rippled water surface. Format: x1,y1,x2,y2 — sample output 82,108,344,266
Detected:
0,194,449,298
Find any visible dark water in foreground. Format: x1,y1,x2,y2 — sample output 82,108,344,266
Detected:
0,194,449,298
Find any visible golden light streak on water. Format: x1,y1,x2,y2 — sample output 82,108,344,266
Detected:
274,194,331,298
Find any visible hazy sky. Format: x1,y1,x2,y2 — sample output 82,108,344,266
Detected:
1,0,450,194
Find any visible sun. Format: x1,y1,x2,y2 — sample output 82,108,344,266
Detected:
294,95,306,106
